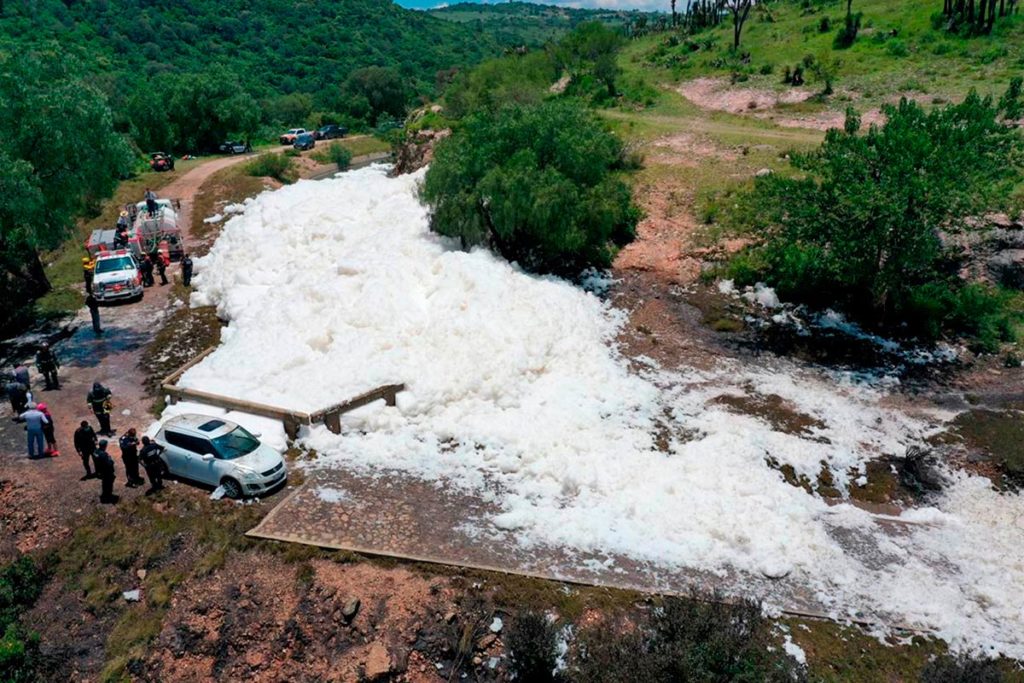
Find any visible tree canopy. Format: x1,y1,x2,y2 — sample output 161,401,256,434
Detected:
728,91,1024,344
422,100,641,276
0,51,133,332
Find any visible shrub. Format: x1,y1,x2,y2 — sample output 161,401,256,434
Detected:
886,39,909,57
834,11,862,48
245,152,294,183
0,556,47,683
422,100,641,276
818,16,831,32
314,142,354,171
283,148,301,157
507,611,562,682
999,76,1023,120
920,654,1002,682
571,594,805,683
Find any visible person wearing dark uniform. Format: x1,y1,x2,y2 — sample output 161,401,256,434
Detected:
119,428,145,488
86,382,114,436
94,440,118,504
74,421,98,480
180,253,194,287
36,342,60,390
85,294,102,335
140,255,155,287
140,436,166,495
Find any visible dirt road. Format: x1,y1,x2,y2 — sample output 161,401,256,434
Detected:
0,152,256,559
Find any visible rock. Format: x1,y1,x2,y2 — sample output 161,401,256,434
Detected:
443,611,456,624
755,168,773,178
342,597,361,622
364,642,391,680
122,589,141,602
392,128,451,175
489,616,503,633
988,250,1024,289
898,446,944,493
476,634,497,651
245,651,265,668
472,656,483,666
136,569,147,580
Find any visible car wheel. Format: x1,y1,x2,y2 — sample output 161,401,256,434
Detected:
221,477,243,499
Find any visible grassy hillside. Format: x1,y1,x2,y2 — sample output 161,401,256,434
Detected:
630,0,1023,106
0,0,500,101
429,1,655,47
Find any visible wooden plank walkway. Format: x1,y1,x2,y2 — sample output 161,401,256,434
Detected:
160,346,403,438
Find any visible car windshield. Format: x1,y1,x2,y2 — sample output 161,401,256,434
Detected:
211,426,261,460
288,129,301,134
95,257,134,274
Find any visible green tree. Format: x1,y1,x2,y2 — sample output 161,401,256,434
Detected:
557,22,624,97
729,92,1023,337
422,100,641,276
338,67,408,125
164,70,260,152
0,51,133,331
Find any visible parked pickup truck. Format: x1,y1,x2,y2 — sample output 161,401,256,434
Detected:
92,250,144,303
279,128,309,145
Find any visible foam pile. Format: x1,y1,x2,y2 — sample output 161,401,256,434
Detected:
183,166,1024,657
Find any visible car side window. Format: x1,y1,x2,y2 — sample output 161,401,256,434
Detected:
164,431,190,450
165,431,214,455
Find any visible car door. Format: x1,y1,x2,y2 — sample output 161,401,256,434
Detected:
183,435,222,486
162,430,197,477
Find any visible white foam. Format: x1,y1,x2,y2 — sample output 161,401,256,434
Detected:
180,165,1024,658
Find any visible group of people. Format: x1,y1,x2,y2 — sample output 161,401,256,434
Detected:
8,359,167,504
73,422,165,504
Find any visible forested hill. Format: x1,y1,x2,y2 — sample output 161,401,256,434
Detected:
428,1,655,46
0,0,499,101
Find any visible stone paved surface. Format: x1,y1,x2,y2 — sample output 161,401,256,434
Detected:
249,467,842,620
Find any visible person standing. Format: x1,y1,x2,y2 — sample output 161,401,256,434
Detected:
82,256,95,294
151,250,168,286
140,255,155,287
119,428,145,488
85,293,102,335
36,342,60,390
94,440,118,504
5,378,28,415
144,188,158,216
140,436,165,495
86,382,114,436
37,402,58,456
180,253,194,287
74,421,98,479
14,365,29,391
18,402,49,459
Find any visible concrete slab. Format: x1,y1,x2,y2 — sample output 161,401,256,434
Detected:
248,468,927,629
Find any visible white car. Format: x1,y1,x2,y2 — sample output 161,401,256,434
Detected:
92,250,144,302
154,414,287,498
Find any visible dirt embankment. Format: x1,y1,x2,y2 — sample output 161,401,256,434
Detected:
677,77,887,131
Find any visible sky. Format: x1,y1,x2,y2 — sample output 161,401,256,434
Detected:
396,0,670,11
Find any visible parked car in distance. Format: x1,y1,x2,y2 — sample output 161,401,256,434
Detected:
293,133,316,151
149,152,174,172
315,124,347,140
218,140,253,154
279,128,308,145
154,414,287,499
92,250,144,303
